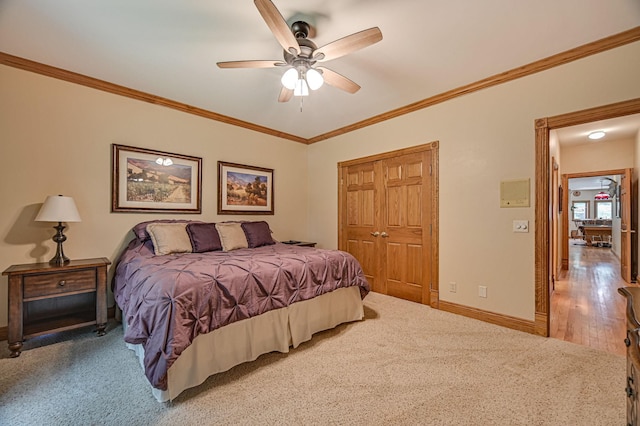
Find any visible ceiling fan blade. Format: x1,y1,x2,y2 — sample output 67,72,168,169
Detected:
254,0,300,56
318,67,361,94
217,60,285,69
278,87,293,102
314,27,383,62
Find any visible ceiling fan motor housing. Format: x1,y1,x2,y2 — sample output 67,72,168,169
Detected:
291,21,311,39
284,22,318,65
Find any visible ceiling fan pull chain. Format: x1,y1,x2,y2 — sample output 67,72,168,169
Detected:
299,97,304,112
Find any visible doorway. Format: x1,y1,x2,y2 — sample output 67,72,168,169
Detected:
561,170,626,271
534,98,640,337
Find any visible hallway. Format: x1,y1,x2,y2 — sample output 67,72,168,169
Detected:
550,243,628,356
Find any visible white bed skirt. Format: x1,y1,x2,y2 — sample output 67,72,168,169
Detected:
124,286,365,402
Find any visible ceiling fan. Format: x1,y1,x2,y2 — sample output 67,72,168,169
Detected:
217,0,383,103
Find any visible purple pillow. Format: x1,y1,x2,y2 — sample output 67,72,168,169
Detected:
186,223,222,252
241,221,275,248
133,220,201,241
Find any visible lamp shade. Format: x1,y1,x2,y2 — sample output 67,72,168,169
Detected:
35,195,81,222
281,68,298,90
306,68,324,90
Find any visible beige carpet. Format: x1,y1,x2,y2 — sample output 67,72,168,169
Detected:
0,292,625,425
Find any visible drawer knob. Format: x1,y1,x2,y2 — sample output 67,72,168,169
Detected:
58,280,66,287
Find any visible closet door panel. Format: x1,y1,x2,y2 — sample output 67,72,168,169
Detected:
382,152,426,303
342,162,383,293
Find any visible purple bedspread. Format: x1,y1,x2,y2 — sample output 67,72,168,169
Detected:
112,239,369,390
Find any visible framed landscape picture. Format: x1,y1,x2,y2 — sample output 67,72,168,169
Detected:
218,161,274,215
112,144,202,213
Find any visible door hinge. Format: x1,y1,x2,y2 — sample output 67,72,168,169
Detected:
429,164,432,176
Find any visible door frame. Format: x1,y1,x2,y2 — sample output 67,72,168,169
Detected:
534,98,640,336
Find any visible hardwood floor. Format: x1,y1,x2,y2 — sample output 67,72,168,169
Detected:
551,242,631,356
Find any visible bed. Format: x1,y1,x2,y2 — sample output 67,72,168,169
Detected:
112,220,370,402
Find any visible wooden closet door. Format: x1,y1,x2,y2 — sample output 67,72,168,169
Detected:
341,161,383,292
339,144,437,306
382,151,432,304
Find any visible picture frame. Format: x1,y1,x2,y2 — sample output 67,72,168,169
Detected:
112,144,202,213
218,161,274,215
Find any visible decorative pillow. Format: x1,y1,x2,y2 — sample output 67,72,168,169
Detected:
146,223,193,255
133,219,201,241
186,223,223,253
241,221,275,248
215,222,249,251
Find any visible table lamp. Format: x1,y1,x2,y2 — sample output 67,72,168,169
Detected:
35,195,82,265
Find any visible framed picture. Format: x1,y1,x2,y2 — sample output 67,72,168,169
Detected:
112,144,202,213
218,161,274,215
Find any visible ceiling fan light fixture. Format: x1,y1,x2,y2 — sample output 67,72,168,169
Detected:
281,68,298,90
306,68,324,90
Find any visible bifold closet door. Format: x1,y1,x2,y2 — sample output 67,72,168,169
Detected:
340,148,434,305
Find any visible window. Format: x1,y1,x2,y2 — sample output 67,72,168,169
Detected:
595,200,612,219
571,201,589,221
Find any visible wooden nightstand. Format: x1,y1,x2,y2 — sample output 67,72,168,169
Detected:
281,240,317,247
2,257,111,358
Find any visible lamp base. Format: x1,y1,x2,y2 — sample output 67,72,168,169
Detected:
49,253,70,266
49,222,70,265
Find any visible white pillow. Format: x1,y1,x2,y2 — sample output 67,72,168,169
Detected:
146,223,193,255
215,222,249,251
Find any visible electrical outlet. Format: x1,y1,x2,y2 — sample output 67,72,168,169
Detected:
449,282,457,293
479,285,487,298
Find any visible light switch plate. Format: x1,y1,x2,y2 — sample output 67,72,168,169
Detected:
513,220,529,233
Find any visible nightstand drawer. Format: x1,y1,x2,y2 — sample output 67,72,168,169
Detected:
23,269,96,299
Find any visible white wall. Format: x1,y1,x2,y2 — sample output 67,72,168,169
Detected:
561,138,635,174
307,41,640,320
0,65,310,328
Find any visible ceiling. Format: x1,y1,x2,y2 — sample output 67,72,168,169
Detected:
569,176,617,192
0,1,639,141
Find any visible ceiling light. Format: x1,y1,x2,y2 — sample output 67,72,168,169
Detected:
588,131,606,140
281,68,298,90
282,66,323,97
306,68,324,90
